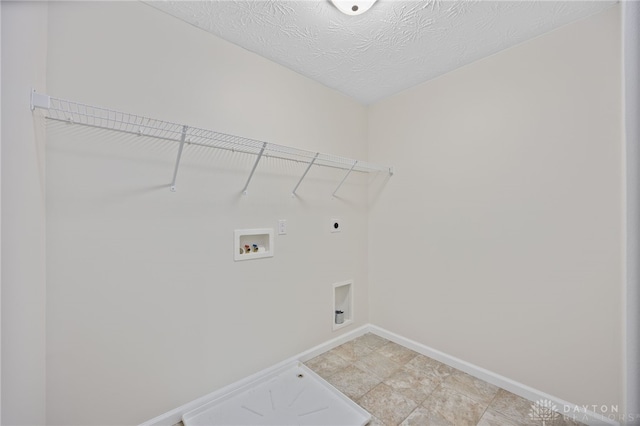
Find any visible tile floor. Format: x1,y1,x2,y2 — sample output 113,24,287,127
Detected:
303,333,583,426
173,332,584,426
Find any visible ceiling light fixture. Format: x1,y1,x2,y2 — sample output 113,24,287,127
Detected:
330,0,378,16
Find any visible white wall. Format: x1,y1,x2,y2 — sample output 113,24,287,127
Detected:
623,0,640,423
1,1,48,425
368,5,623,414
45,2,369,424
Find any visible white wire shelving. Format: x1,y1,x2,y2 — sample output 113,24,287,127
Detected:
30,90,393,196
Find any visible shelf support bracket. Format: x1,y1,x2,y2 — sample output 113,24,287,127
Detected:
332,160,358,198
170,125,189,192
291,152,319,197
30,89,50,111
242,142,267,195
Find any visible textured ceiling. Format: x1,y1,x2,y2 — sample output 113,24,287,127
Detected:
146,0,616,104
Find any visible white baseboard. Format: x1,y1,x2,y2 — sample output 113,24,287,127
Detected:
367,324,619,426
139,325,370,426
141,323,618,426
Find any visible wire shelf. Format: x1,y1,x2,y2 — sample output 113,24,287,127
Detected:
31,91,393,195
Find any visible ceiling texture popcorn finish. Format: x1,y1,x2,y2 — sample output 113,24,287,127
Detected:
146,0,617,104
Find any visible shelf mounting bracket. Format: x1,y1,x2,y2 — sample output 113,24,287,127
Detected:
332,160,358,198
291,152,319,197
170,125,189,192
242,142,267,195
30,89,50,111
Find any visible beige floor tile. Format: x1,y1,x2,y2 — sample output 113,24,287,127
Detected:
404,354,453,382
421,386,487,426
442,370,499,405
383,367,440,405
377,342,419,365
358,383,418,425
304,351,351,380
480,401,585,426
400,406,452,425
354,333,390,350
304,337,577,426
489,389,539,425
478,408,531,426
326,365,381,400
355,351,403,380
365,414,386,426
331,339,374,363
